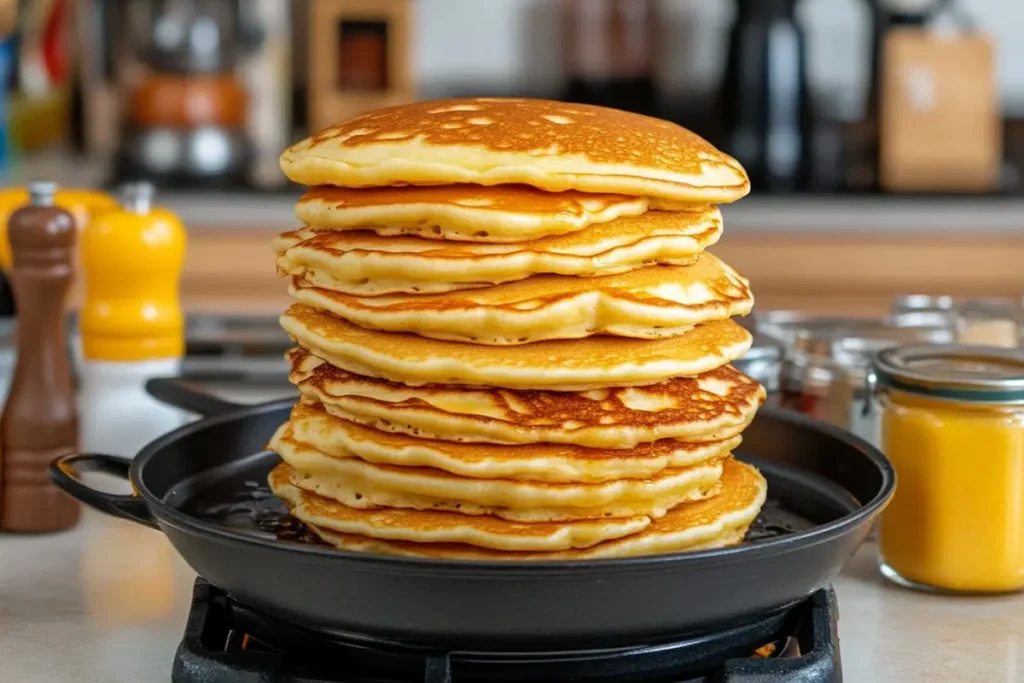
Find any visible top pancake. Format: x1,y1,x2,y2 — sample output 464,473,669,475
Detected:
279,98,750,206
295,185,649,243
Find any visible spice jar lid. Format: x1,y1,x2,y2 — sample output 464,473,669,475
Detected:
891,294,955,313
890,310,954,329
873,344,1024,403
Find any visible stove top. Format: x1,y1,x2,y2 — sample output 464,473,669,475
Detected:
171,579,841,683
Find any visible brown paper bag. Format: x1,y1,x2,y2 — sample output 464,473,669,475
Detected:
879,28,1001,193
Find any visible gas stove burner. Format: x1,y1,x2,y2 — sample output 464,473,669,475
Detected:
171,579,840,683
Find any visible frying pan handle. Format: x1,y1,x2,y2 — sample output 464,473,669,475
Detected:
49,454,159,530
145,376,244,417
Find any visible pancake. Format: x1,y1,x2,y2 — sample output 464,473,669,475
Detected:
269,462,651,551
283,466,721,523
286,255,752,345
280,304,754,390
287,402,742,483
277,458,767,560
288,348,765,448
273,207,722,296
270,426,724,522
307,521,747,560
279,98,749,206
294,185,649,242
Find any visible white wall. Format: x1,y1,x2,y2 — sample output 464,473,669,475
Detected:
412,0,1024,116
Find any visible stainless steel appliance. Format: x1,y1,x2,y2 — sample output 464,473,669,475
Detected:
76,0,293,189
113,0,260,186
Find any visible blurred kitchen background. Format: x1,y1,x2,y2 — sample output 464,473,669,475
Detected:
1,0,1023,317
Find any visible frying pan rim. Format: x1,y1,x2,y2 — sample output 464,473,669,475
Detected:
130,400,895,572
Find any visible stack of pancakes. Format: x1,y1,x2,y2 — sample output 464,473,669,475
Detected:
267,98,768,560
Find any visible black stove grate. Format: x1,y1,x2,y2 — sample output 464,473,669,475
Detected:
172,579,840,683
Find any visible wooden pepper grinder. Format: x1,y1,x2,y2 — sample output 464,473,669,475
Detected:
0,181,80,532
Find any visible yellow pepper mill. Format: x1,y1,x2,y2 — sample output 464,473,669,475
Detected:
77,182,189,457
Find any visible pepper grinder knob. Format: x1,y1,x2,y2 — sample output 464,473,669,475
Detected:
120,180,154,215
0,180,80,532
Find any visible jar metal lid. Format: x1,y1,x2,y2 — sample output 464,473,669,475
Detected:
873,344,1024,403
891,294,955,313
890,310,954,329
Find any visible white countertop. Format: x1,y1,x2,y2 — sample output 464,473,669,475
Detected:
2,510,1023,682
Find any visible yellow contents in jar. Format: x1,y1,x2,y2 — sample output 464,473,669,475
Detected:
879,389,1024,592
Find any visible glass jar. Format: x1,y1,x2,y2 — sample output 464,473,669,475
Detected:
749,310,870,348
954,298,1020,349
781,322,952,448
871,344,1024,593
891,294,955,318
891,294,1021,348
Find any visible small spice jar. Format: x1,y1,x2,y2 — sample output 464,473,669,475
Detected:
781,323,951,448
871,345,1024,593
953,298,1021,349
891,294,955,318
891,294,1021,348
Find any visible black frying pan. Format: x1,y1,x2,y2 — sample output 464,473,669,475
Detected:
51,381,894,648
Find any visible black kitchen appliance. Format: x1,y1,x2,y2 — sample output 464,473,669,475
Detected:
172,578,841,682
718,0,813,192
50,379,893,648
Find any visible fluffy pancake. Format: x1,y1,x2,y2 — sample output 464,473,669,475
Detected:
287,255,752,345
270,426,724,522
287,402,742,483
273,207,722,296
279,98,749,206
294,185,649,242
288,348,765,448
280,304,753,390
276,458,767,560
269,462,651,551
308,521,747,560
283,466,720,523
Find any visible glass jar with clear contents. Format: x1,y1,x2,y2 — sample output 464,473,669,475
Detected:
871,345,1024,593
954,298,1021,348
